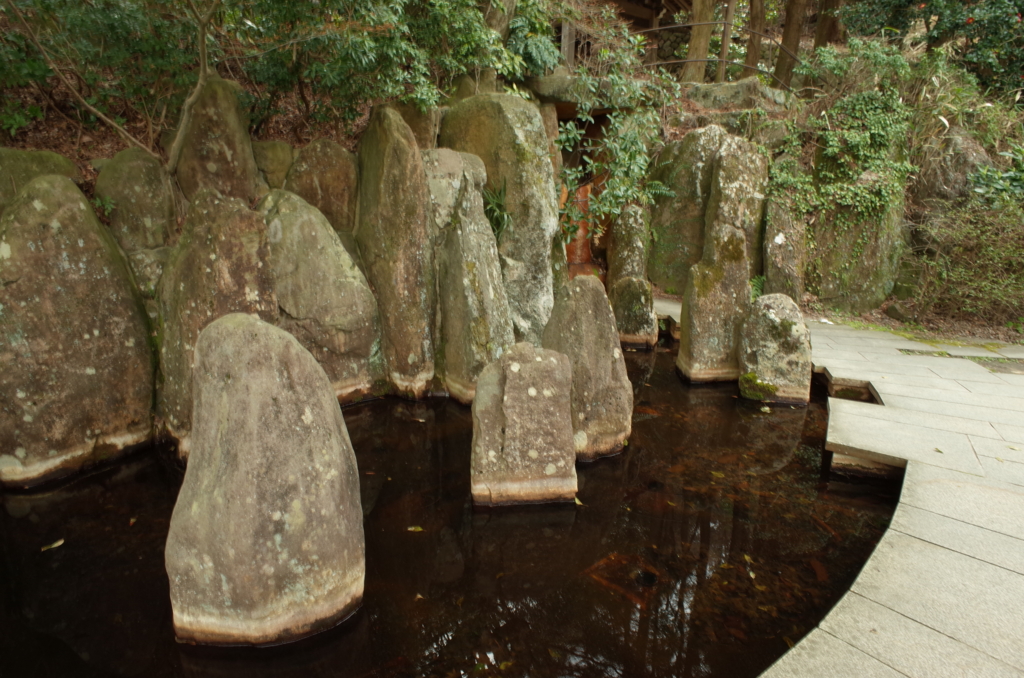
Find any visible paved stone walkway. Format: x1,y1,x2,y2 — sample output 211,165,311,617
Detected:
761,321,1024,677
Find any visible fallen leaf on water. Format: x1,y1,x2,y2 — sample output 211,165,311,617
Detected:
548,648,561,659
414,593,424,601
711,471,725,478
129,517,137,527
364,471,376,475
666,501,676,507
720,563,734,569
809,558,829,582
755,584,768,592
41,538,64,552
743,554,753,564
634,406,660,416
574,497,584,506
784,636,795,648
407,526,423,532
499,661,514,670
412,418,426,423
934,447,944,454
760,406,771,413
727,627,747,641
749,571,757,579
456,596,464,607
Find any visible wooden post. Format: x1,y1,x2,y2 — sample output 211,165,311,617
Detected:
716,0,738,83
561,22,576,70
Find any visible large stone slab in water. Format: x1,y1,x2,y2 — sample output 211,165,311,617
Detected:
0,147,81,217
175,77,264,202
542,275,633,460
165,313,364,646
283,139,358,237
94,146,175,253
157,190,277,449
471,342,577,505
356,107,435,397
0,175,153,487
424,149,514,403
609,276,658,348
257,190,381,399
439,94,559,344
739,294,812,404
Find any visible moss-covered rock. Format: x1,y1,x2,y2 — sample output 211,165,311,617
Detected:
283,139,358,240
0,147,81,217
439,94,560,344
608,277,658,348
252,140,294,189
707,136,769,278
542,275,633,460
607,204,650,284
355,107,435,397
763,158,807,301
175,76,264,202
94,147,175,252
739,294,811,404
0,176,153,487
257,190,381,400
390,102,443,151
686,78,795,112
424,149,514,403
157,190,277,450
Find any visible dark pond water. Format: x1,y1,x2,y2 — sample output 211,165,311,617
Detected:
0,349,899,678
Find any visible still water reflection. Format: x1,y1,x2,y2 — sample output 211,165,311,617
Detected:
0,350,897,678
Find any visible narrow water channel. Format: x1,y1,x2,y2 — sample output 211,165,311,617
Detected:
0,349,898,678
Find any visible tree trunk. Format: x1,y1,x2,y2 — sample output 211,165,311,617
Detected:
680,0,714,84
742,0,764,79
814,0,844,49
773,0,809,88
715,0,738,83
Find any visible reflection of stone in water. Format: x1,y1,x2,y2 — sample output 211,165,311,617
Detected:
623,346,657,395
734,406,808,475
584,553,663,609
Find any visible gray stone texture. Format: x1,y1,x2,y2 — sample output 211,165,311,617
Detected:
763,158,807,301
542,275,633,459
439,94,560,344
256,190,381,399
175,77,264,202
708,135,769,278
608,277,658,348
355,107,435,397
93,147,175,252
423,149,514,403
471,342,577,505
390,101,443,151
0,175,153,487
251,140,294,190
0,147,81,217
166,314,364,646
283,138,359,238
739,294,812,404
912,127,992,203
607,204,649,284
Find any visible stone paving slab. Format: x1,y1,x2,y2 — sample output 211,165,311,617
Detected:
870,381,1024,413
828,398,1002,439
817,358,946,378
819,592,1024,678
998,373,1024,388
851,530,1024,671
978,456,1024,487
971,436,1024,464
935,343,1006,358
958,379,1024,399
876,393,1024,429
860,354,1008,383
994,423,1024,444
761,628,910,678
825,367,970,393
995,345,1024,359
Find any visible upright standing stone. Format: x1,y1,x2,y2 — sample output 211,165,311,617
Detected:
94,147,176,252
763,176,807,302
257,190,381,399
709,136,768,278
0,176,153,487
391,102,443,151
252,140,294,190
166,314,364,646
283,139,359,238
175,76,264,202
471,343,577,505
423,150,514,403
739,294,812,404
439,94,560,344
542,275,633,460
647,125,727,293
607,204,649,284
0,147,81,216
356,107,435,396
157,190,277,450
607,204,657,347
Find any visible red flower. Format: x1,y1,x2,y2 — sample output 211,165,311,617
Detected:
966,16,975,24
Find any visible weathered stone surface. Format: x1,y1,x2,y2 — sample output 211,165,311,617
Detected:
355,107,434,396
647,125,727,293
483,0,517,39
912,127,992,203
708,135,769,278
251,140,293,190
440,94,560,344
763,159,807,301
283,139,358,238
257,190,381,399
538,103,562,175
127,247,172,301
686,78,795,112
471,342,577,505
542,275,633,460
526,70,582,104
157,190,277,449
423,149,514,403
739,294,812,404
166,314,364,646
0,176,153,487
609,277,658,348
175,77,264,202
808,171,905,312
607,204,649,284
0,147,81,216
391,102,443,150
94,147,175,252
676,221,752,382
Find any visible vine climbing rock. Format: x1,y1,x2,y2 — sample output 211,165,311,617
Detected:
165,314,364,646
355,107,435,397
607,205,657,347
738,294,812,405
157,189,277,453
0,175,154,488
424,149,514,403
257,190,381,400
0,147,81,217
175,76,265,203
676,221,752,382
94,147,176,253
471,342,577,506
283,139,359,245
542,275,633,460
439,94,560,345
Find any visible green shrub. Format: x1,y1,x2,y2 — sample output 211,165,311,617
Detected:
970,143,1024,205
